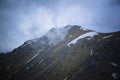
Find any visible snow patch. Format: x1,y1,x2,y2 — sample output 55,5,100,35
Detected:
21,44,27,48
80,27,88,31
21,40,33,48
39,59,44,64
95,52,99,55
111,62,119,67
90,49,93,55
112,73,120,79
103,35,113,39
26,40,32,44
64,77,68,80
26,53,39,64
25,66,30,70
67,32,98,47
87,37,92,40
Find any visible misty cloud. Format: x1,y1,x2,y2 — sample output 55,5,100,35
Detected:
46,26,70,44
0,0,120,52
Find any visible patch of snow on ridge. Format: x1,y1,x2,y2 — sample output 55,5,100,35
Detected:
25,66,30,70
26,53,39,64
39,59,44,64
87,37,92,40
21,40,33,48
67,32,98,47
112,73,120,79
21,44,27,48
103,35,113,39
90,49,93,55
64,77,68,80
111,62,119,67
80,27,89,31
26,40,32,44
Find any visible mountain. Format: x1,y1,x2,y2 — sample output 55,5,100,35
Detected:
0,25,120,80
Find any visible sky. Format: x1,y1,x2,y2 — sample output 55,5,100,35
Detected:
0,0,120,53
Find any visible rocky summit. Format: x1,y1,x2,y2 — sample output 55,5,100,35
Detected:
0,25,120,80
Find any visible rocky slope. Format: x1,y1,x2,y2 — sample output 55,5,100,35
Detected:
0,25,120,80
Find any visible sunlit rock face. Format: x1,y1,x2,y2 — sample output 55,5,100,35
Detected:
0,25,120,80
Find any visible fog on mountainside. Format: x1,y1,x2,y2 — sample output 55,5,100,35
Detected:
0,0,120,52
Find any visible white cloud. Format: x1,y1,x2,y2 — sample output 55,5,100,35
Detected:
0,0,120,52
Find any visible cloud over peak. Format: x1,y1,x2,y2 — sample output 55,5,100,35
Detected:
0,0,120,52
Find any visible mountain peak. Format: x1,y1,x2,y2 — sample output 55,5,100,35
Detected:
22,25,92,47
0,25,120,80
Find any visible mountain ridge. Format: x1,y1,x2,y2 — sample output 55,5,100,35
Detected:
0,25,120,80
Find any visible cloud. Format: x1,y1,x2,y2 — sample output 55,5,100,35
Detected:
46,26,70,44
0,0,120,52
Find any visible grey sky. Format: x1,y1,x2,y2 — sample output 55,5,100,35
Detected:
0,0,120,53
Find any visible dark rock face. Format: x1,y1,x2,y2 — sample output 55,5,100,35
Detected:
0,25,120,80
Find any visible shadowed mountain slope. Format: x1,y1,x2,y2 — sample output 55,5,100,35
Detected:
0,25,120,80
